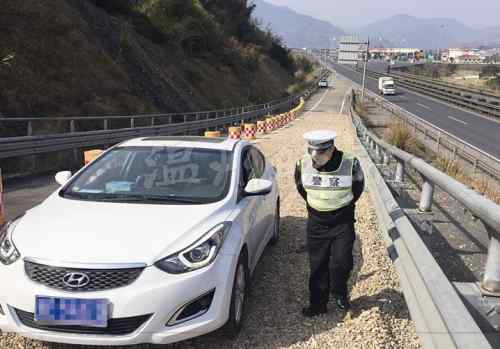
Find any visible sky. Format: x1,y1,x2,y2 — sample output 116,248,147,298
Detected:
263,0,500,29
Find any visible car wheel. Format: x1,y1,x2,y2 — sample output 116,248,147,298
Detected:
269,201,280,245
222,252,248,338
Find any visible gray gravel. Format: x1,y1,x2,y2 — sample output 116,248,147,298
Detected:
0,79,421,348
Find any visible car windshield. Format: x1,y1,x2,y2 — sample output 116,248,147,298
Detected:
61,146,233,204
384,83,394,88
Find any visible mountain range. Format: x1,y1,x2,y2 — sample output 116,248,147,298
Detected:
357,14,500,49
252,0,344,49
252,1,500,49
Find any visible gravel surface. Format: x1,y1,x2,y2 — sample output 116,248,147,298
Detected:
0,79,420,348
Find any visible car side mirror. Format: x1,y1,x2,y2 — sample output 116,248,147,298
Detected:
244,179,272,197
55,171,72,186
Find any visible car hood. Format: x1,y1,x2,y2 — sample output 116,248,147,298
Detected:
12,193,232,265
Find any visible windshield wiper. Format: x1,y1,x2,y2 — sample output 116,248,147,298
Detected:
95,194,202,204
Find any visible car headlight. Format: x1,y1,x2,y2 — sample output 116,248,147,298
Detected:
0,217,23,265
155,222,231,274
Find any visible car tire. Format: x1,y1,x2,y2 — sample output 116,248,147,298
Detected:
221,251,248,338
269,201,280,245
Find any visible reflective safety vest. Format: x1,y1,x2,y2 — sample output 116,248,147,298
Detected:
301,152,354,212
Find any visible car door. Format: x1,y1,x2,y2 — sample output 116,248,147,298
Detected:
237,147,261,271
247,147,274,266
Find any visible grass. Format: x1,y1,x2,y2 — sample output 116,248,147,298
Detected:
383,121,427,156
355,96,500,205
433,156,500,204
385,123,499,204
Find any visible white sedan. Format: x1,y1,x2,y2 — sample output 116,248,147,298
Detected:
0,136,280,346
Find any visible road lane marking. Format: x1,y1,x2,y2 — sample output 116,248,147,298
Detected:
331,66,500,163
339,88,352,114
306,84,331,113
448,116,468,125
417,103,431,110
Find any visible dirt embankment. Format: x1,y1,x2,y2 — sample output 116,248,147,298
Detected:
0,0,305,120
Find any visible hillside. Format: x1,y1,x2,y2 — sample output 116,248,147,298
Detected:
357,14,500,49
252,0,344,49
0,0,310,119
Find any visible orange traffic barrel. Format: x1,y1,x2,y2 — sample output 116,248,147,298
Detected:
228,126,241,139
84,149,104,165
243,123,256,140
266,117,274,132
256,120,267,134
204,131,221,138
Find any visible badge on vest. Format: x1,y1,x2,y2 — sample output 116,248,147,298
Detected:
312,176,322,186
329,177,340,188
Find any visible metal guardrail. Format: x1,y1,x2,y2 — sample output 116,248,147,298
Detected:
330,60,500,186
0,74,327,160
358,68,500,118
357,89,500,184
390,71,500,101
349,94,495,349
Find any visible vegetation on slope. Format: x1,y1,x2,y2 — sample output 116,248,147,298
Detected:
0,0,310,120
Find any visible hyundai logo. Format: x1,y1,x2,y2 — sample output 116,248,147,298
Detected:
62,272,90,288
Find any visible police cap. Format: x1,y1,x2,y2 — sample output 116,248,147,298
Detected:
303,130,337,150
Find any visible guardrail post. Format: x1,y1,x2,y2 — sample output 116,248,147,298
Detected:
150,117,155,127
130,118,135,129
437,134,441,153
375,144,382,162
27,121,33,136
70,119,79,165
103,119,108,130
395,159,404,182
481,225,500,296
419,178,435,212
383,151,390,166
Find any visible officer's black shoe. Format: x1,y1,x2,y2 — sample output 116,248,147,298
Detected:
334,295,350,311
302,304,327,317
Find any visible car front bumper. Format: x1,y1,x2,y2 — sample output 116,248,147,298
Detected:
0,252,237,346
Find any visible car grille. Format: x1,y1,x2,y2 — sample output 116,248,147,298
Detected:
14,308,152,335
25,261,144,292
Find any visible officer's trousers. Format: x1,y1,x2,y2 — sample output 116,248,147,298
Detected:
306,220,356,306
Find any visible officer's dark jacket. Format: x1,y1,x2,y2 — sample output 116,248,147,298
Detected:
295,150,365,228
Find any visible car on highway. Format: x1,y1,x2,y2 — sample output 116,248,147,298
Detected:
0,136,280,346
318,79,329,88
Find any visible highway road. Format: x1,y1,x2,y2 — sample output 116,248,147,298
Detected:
330,62,500,160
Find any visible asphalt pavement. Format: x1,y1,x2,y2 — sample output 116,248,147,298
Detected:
331,63,500,160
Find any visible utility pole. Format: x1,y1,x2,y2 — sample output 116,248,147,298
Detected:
361,37,370,103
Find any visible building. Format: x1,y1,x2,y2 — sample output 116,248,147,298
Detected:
338,35,367,65
441,48,484,63
369,48,422,61
455,54,484,64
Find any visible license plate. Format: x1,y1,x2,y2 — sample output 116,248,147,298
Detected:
35,296,108,327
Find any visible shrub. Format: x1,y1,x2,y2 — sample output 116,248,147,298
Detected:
384,121,424,155
479,65,500,79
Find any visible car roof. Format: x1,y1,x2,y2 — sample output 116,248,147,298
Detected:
118,136,240,151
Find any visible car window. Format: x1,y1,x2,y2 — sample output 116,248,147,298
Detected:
249,148,265,178
61,146,233,204
239,148,255,191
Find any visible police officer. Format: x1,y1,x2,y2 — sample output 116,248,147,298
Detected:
295,130,365,317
